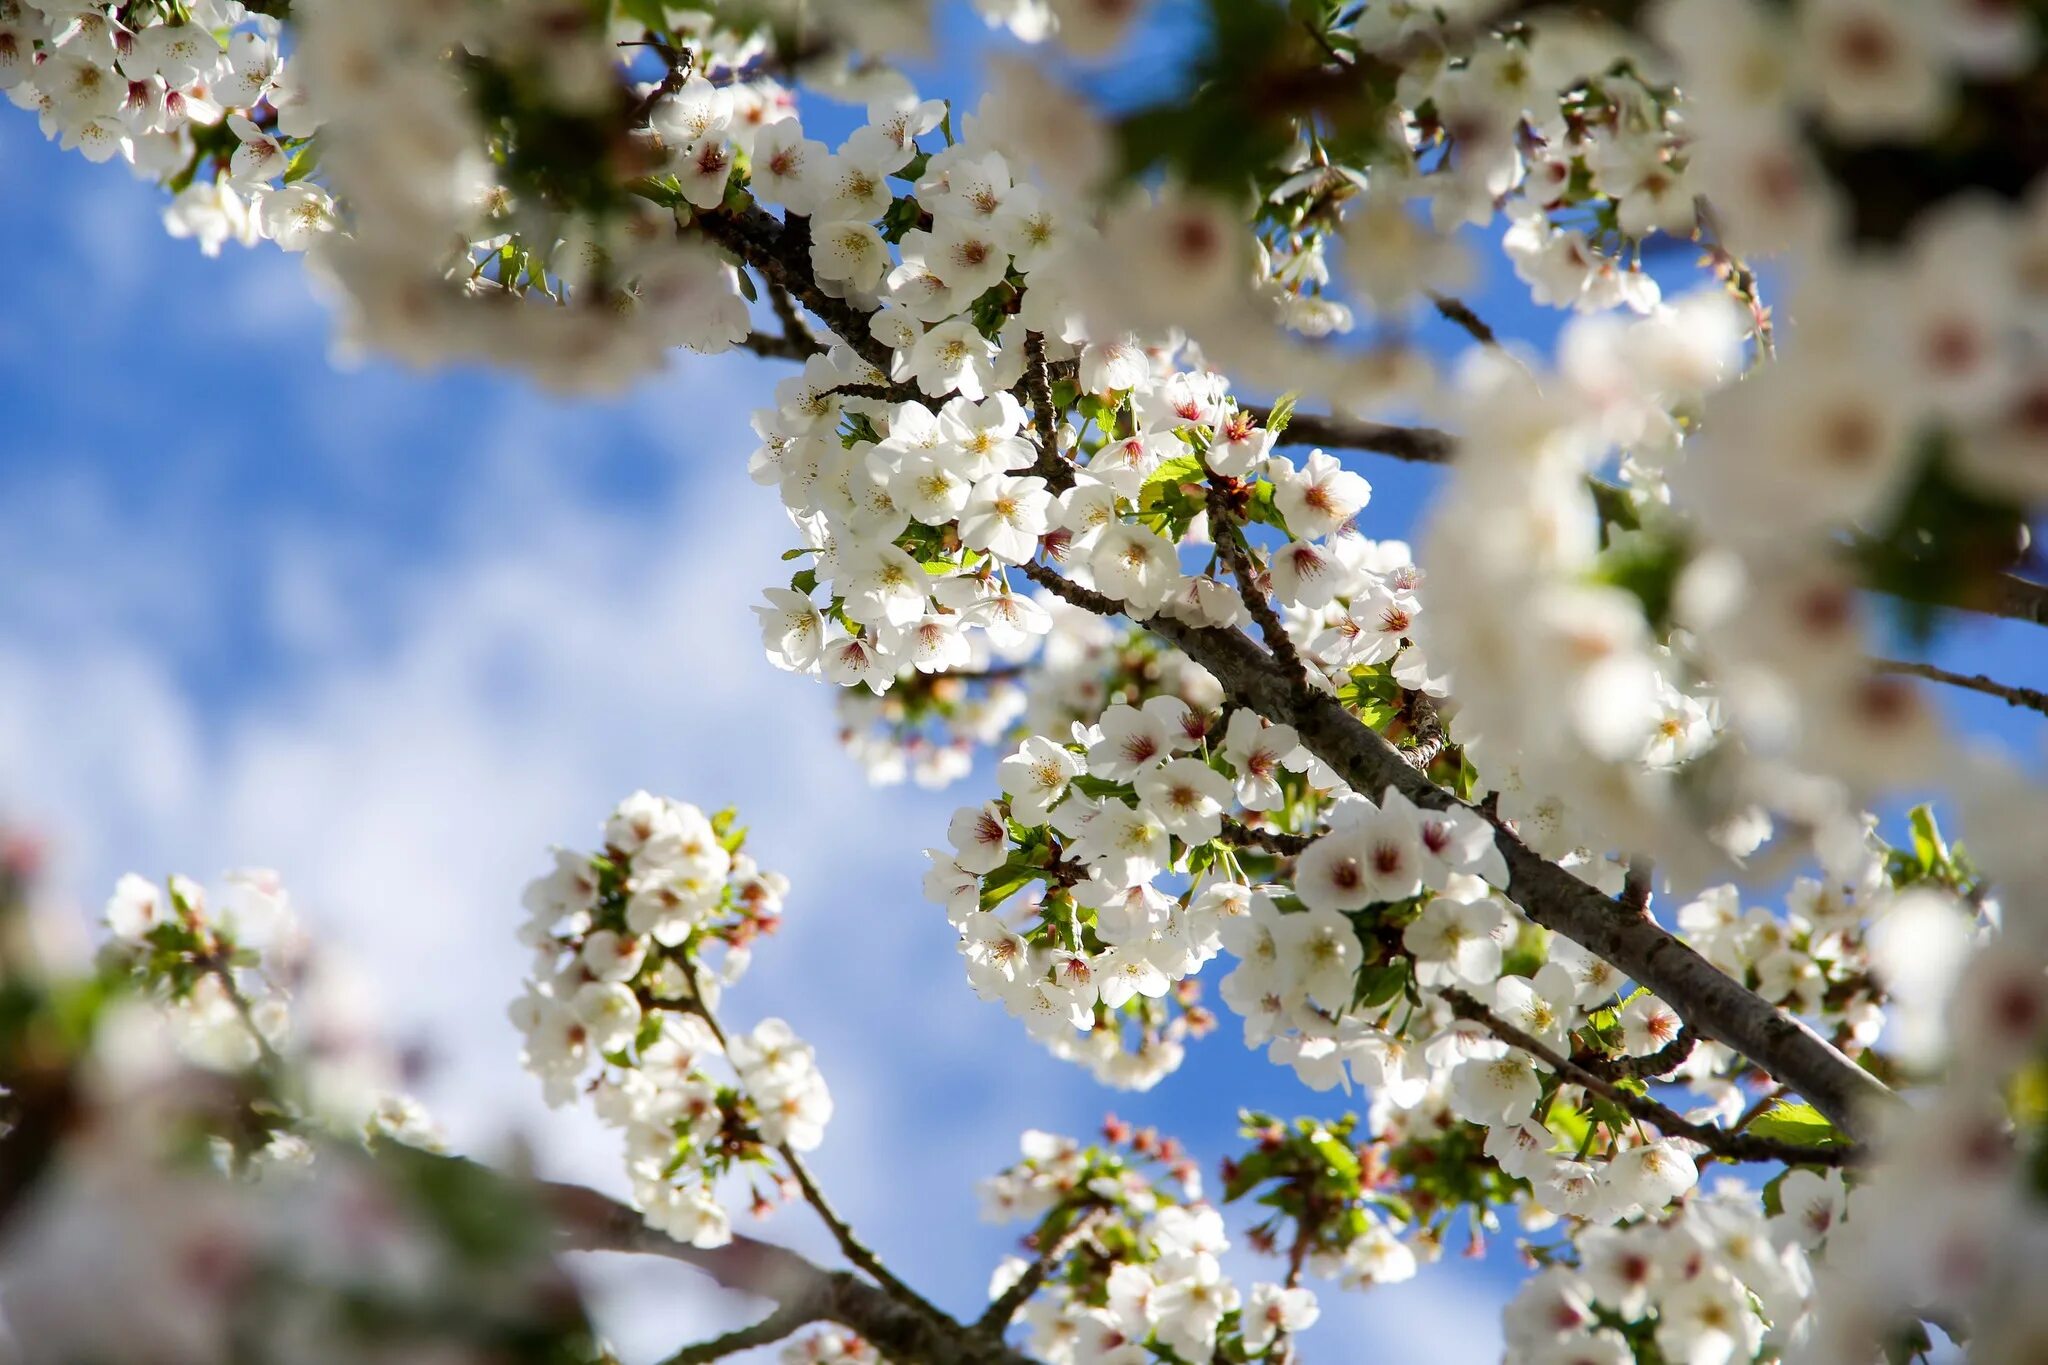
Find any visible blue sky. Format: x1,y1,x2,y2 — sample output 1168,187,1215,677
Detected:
1,11,2041,1362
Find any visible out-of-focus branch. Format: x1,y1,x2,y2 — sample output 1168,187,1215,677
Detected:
1242,405,1457,464
1871,658,2048,717
738,330,819,363
1426,291,1499,347
658,1291,829,1364
543,1181,1042,1365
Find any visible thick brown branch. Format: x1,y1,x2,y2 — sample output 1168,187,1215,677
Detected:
691,206,897,376
1984,572,2048,628
1243,406,1457,464
1022,331,1075,493
737,331,818,362
1219,815,1312,856
1573,1026,1697,1082
1872,657,2048,717
1019,561,1896,1141
1438,991,1859,1168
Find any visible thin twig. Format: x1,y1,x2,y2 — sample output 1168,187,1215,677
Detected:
659,1293,829,1365
1426,291,1499,347
1205,479,1314,695
765,280,825,359
1440,989,1859,1167
1871,657,2048,718
674,957,943,1321
975,1202,1108,1333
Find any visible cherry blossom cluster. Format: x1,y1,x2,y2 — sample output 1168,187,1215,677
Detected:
290,0,779,389
512,791,826,1249
1504,1182,1822,1365
978,1122,1319,1364
1,1,338,253
100,868,443,1155
1794,766,2048,1361
1222,1112,1420,1297
0,859,598,1362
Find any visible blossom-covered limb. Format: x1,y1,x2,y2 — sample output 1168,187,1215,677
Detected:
1439,989,1858,1168
690,206,896,376
1572,1025,1698,1083
1020,559,1897,1140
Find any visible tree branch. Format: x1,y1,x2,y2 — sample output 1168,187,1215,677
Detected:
1438,991,1859,1168
542,1181,1041,1365
1426,291,1499,348
658,1293,829,1365
690,206,897,376
1206,479,1314,692
1219,815,1312,856
1242,406,1457,464
1022,331,1075,493
1871,657,2048,717
736,330,818,362
975,1202,1108,1334
1573,1026,1697,1083
673,957,942,1321
1018,561,1897,1142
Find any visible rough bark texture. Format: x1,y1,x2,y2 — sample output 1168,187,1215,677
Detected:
1023,565,1896,1142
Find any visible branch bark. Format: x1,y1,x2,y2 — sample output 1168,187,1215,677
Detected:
1019,562,1897,1143
1243,405,1457,464
544,1181,1043,1365
1439,990,1859,1167
1872,656,2048,717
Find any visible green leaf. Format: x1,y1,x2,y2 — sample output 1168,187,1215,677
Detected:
1222,1149,1278,1202
978,858,1040,912
1310,1133,1361,1183
281,137,320,184
1746,1102,1841,1150
1908,804,1947,875
1264,391,1298,437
